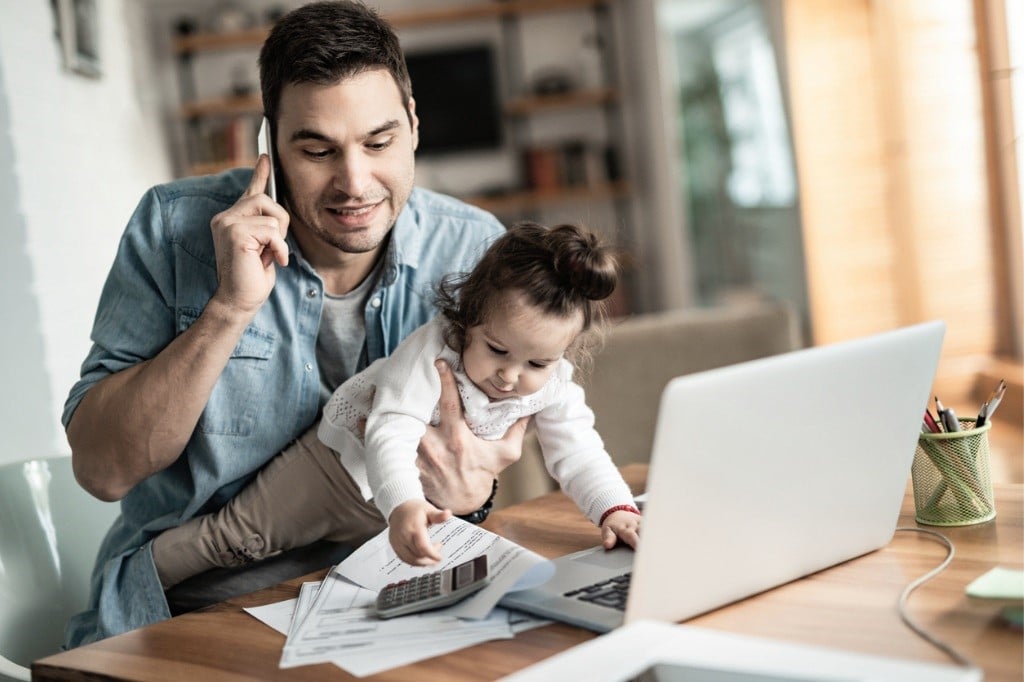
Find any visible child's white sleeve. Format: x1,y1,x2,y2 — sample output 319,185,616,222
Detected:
533,364,636,526
363,320,447,521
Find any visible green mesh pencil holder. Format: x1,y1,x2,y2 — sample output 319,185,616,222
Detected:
912,418,995,526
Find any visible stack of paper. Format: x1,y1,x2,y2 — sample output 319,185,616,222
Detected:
245,517,554,677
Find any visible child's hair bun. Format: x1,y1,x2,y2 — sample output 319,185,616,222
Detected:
435,220,619,353
549,224,618,302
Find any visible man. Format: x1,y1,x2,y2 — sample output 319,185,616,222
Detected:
62,1,520,647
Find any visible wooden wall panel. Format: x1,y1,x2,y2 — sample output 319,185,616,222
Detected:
782,0,901,344
783,0,997,396
887,0,995,358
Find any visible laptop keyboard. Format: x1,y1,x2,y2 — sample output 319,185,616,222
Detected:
563,572,632,610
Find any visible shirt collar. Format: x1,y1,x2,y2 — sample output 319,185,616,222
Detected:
389,188,424,273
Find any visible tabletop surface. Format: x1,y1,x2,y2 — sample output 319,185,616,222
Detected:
34,466,1024,681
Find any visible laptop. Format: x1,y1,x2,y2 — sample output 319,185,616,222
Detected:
500,320,945,632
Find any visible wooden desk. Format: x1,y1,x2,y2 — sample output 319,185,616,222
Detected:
35,466,1023,681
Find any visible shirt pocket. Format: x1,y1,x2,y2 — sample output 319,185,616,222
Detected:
177,308,276,436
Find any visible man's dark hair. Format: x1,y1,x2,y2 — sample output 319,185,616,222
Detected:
258,1,412,128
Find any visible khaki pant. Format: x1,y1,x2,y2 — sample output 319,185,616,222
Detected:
152,422,385,590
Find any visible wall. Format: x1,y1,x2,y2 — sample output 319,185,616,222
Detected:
618,0,694,310
783,0,997,397
0,2,172,464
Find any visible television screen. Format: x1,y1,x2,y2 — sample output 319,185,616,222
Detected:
405,45,502,155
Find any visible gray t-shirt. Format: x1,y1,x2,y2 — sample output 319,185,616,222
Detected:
316,259,382,403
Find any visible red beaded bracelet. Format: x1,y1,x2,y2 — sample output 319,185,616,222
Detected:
599,504,641,526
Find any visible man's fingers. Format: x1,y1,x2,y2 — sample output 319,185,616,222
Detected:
435,360,465,427
244,154,271,198
501,416,530,445
232,221,287,259
261,234,290,268
483,416,530,472
214,176,289,239
416,429,441,471
239,157,289,236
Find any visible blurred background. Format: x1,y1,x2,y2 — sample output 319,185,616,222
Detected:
0,0,1020,478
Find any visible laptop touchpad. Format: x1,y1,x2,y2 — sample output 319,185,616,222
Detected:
571,546,634,570
633,663,859,682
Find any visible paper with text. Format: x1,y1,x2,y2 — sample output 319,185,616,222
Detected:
246,574,551,676
243,518,556,675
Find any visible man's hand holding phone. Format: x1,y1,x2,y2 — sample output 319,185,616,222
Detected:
208,133,290,322
257,116,277,202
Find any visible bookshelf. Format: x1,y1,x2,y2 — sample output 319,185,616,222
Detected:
170,0,630,217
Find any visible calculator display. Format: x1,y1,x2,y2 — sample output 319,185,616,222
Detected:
454,560,476,589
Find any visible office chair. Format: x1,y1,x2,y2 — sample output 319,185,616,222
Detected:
0,456,119,681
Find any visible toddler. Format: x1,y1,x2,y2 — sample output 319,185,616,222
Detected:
153,222,640,580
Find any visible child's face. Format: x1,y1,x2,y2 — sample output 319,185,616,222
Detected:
462,291,583,401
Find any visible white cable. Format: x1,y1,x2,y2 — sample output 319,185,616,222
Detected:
893,527,975,668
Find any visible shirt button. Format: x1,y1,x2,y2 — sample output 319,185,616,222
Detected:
304,363,313,372
370,297,382,308
306,288,318,299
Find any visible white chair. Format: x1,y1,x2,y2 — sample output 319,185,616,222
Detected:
0,456,119,681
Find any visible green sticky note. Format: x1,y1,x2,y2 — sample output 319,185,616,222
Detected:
965,567,1024,600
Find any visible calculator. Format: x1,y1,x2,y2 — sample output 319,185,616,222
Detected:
375,555,490,619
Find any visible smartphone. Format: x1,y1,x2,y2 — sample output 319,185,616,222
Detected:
375,555,490,619
257,116,278,202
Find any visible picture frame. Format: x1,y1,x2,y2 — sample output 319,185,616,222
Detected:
55,0,101,78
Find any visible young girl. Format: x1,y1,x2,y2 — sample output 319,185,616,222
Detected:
153,222,640,583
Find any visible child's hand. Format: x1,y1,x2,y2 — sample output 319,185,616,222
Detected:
388,499,453,566
600,510,641,550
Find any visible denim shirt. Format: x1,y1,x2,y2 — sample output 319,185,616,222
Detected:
61,169,503,647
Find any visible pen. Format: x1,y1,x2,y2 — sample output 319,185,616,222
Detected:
941,406,961,432
922,409,942,433
934,397,960,432
976,379,1006,428
976,401,989,428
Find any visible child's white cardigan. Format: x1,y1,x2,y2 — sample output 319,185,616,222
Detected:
318,316,635,524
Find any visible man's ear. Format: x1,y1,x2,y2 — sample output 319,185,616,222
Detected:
408,97,420,151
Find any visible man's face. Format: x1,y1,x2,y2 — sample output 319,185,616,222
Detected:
275,69,419,263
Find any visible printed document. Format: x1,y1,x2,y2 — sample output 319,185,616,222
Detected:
244,517,554,676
